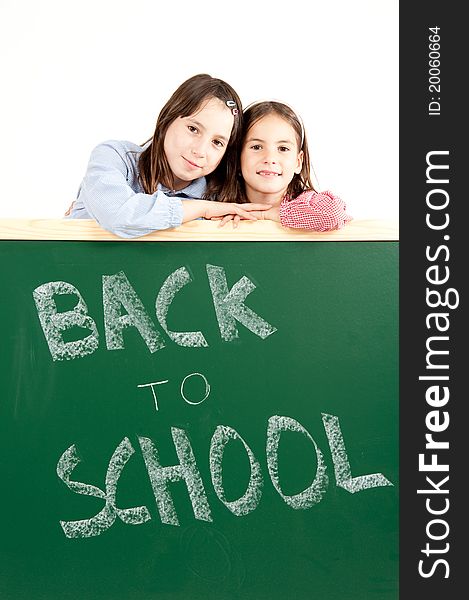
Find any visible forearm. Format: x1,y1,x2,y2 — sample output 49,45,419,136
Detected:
247,207,281,221
81,184,184,238
264,207,280,222
279,191,352,231
77,143,185,238
181,200,212,222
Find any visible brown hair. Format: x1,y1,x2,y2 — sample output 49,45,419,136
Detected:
232,101,316,203
138,74,243,202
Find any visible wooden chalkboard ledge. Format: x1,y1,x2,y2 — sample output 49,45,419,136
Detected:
0,218,398,241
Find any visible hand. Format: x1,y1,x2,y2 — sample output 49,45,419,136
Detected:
213,206,280,228
212,214,243,229
202,202,272,221
64,201,75,216
182,200,271,224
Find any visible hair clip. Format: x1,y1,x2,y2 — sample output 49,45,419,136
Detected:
226,100,239,116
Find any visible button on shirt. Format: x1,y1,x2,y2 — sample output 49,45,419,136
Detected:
67,140,207,238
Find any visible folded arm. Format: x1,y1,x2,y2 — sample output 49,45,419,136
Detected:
279,190,352,231
75,142,185,238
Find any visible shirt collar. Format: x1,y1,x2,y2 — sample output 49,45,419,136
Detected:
158,176,206,198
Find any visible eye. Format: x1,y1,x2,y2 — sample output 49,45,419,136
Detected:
213,139,225,148
250,144,262,151
187,125,198,133
279,146,290,152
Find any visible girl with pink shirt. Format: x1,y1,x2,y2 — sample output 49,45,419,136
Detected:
217,101,352,230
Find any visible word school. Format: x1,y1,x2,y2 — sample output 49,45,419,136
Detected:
33,265,277,361
57,413,393,539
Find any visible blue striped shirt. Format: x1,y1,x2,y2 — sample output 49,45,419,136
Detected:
67,140,207,238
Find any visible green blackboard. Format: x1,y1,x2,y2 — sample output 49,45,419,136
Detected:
0,238,398,599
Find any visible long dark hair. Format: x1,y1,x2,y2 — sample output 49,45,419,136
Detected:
138,74,243,202
232,101,316,203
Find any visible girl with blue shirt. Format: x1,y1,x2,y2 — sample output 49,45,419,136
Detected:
67,74,269,238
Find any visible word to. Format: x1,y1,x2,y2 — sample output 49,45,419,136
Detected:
138,372,211,411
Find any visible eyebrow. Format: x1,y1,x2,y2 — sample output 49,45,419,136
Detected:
187,118,229,143
246,137,295,145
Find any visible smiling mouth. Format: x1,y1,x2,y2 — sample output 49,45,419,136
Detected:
257,170,281,176
183,157,202,168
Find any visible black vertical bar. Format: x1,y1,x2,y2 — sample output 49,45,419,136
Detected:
400,2,463,598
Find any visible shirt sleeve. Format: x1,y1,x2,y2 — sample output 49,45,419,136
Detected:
279,190,352,232
77,141,184,239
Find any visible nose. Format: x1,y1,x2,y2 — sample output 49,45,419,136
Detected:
191,141,208,158
262,148,277,163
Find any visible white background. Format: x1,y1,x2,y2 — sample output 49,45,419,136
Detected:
0,0,398,220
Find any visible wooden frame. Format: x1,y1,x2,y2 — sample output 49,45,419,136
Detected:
0,219,398,241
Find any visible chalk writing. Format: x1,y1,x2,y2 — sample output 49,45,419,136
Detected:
322,413,394,492
57,437,151,538
207,264,277,341
181,372,211,406
210,425,263,516
34,265,277,361
139,431,213,526
33,281,99,361
57,412,394,538
137,380,169,411
137,372,211,411
155,267,208,347
266,416,328,509
103,271,164,353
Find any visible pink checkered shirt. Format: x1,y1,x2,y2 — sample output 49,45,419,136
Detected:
280,190,352,231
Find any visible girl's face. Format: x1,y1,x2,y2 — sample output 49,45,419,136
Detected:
163,97,234,190
240,113,303,204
